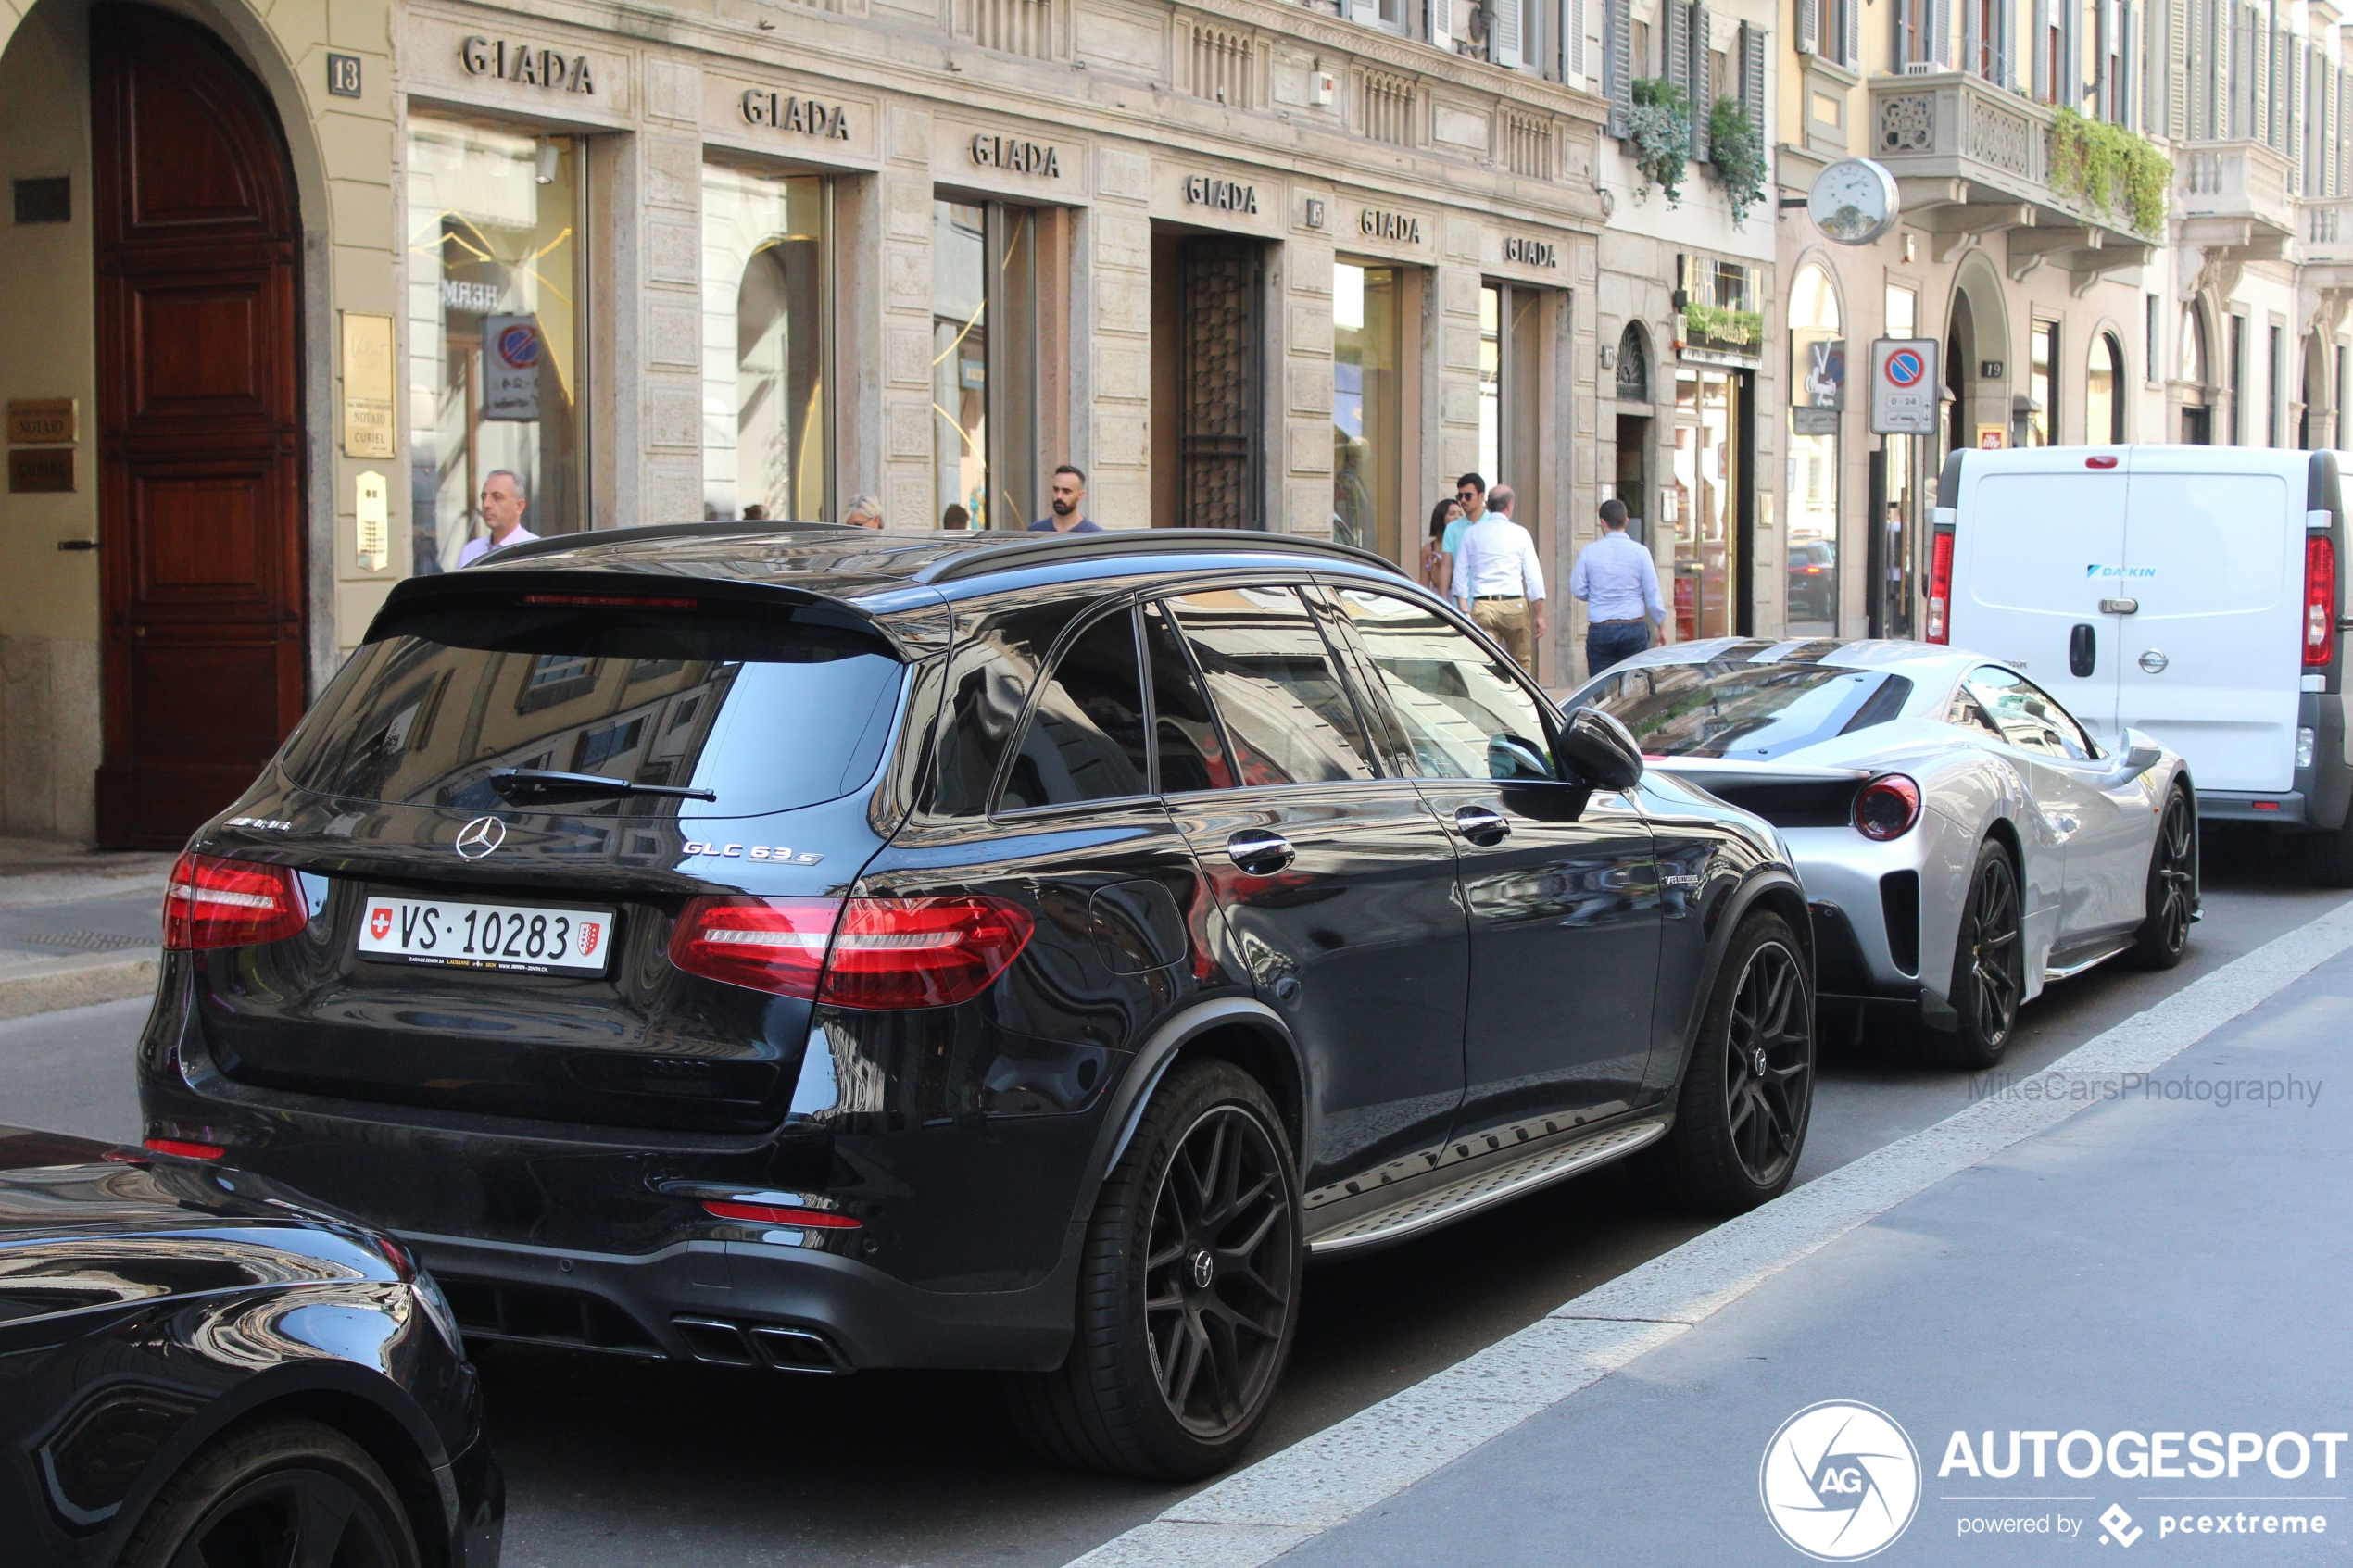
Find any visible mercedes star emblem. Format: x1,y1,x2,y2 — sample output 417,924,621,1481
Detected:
454,816,507,859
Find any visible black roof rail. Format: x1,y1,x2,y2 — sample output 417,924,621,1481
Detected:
910,528,1407,584
477,518,851,566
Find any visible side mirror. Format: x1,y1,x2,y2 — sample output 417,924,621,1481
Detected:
1488,734,1555,782
2112,740,2162,779
1554,707,1644,792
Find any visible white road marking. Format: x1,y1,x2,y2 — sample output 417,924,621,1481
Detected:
1063,897,2353,1568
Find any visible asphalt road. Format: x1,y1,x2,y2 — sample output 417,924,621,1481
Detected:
0,827,2339,1568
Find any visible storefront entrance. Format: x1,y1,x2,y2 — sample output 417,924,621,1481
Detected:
92,4,306,847
1151,233,1264,530
1670,367,1744,642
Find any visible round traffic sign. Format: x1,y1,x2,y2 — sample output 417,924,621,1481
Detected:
1885,349,1925,388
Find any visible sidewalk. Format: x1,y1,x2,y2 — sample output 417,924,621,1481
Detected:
0,836,170,1020
1077,906,2353,1567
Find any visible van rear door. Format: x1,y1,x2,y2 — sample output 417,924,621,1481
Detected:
2119,449,2299,792
1950,451,2128,746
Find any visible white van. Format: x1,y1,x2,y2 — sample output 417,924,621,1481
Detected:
1929,445,2351,881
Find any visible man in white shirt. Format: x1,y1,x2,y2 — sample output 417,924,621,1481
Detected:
458,470,540,566
1451,484,1547,671
1569,497,1667,675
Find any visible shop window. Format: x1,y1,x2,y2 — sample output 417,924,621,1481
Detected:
406,119,586,572
1672,368,1741,641
933,200,1041,531
1478,283,1546,532
1334,263,1404,560
702,166,827,522
1785,262,1840,636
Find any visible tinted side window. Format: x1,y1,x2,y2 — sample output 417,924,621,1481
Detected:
1142,601,1236,793
1328,588,1554,780
929,599,1088,816
1163,587,1378,785
1000,608,1151,810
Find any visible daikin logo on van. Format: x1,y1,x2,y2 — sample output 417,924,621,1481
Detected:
2087,563,2158,579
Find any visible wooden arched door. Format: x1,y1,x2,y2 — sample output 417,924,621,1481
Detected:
91,4,304,847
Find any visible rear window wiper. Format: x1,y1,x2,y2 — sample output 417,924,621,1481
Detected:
487,768,717,805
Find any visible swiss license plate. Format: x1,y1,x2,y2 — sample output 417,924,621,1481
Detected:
357,896,615,975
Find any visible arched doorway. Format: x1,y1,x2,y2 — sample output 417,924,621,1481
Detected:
1613,321,1652,546
91,4,304,847
2087,332,2125,444
1946,253,2012,455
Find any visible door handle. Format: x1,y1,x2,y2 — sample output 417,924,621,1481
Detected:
1225,829,1295,876
2070,622,2096,678
2100,597,2139,615
1453,805,1510,845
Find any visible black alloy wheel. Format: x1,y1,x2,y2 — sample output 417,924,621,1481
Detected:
1917,840,2023,1070
2127,784,2196,970
1002,1060,1301,1480
1143,1104,1296,1439
118,1417,421,1568
1648,910,1816,1213
1720,936,1814,1190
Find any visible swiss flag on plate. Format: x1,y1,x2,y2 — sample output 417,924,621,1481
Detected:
369,907,392,940
578,922,601,957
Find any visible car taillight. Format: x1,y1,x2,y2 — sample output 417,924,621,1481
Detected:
2305,534,2337,669
669,897,840,997
1854,774,1923,841
702,1199,862,1229
1925,529,1955,645
822,897,1036,1010
143,1137,226,1160
164,854,308,950
669,894,1035,1009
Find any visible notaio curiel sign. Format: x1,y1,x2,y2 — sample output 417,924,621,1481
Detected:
1870,337,1941,435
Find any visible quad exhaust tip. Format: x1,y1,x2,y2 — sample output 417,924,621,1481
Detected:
673,1316,853,1374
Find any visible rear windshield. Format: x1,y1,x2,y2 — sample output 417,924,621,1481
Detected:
1578,660,1912,759
279,599,905,817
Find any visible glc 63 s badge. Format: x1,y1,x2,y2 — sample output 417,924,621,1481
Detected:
682,841,824,865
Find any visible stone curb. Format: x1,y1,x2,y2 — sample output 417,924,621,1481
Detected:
0,950,162,1022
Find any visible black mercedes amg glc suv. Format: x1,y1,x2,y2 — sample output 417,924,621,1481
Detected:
139,523,1815,1480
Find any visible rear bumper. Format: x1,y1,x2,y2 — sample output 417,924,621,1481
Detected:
2198,790,2309,825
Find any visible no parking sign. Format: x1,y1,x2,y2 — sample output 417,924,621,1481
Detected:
1870,337,1940,434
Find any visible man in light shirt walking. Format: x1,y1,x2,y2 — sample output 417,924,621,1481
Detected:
1452,484,1546,671
458,470,540,566
1570,497,1667,675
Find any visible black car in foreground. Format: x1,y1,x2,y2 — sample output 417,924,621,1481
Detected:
140,524,1816,1479
0,1125,499,1568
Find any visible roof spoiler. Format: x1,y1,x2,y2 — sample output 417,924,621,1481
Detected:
359,567,910,652
911,527,1407,584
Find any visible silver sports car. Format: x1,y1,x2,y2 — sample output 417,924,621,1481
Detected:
1565,639,2198,1067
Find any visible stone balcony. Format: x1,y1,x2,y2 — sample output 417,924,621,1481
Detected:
1869,71,2159,294
2173,140,2298,262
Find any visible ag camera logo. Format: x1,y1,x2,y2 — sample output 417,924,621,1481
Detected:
1761,1401,1922,1561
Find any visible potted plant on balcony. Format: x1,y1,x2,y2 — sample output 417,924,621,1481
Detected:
1626,78,1692,206
2050,107,2172,235
1707,97,1767,226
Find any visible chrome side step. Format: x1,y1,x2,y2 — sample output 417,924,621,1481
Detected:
2043,938,2134,983
1304,1118,1667,1256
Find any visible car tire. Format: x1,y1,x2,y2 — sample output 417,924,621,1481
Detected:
1912,839,2025,1071
117,1415,422,1568
1646,911,1815,1214
1003,1059,1301,1481
2125,784,2197,970
2308,816,2353,888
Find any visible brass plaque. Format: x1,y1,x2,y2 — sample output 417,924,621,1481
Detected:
341,312,396,458
6,399,76,445
9,448,74,492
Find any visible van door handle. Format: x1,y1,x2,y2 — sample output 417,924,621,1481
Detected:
1225,830,1295,876
2070,623,2096,678
2099,597,2139,615
1453,805,1511,845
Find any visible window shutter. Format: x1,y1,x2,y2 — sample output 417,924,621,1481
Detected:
1350,0,1381,25
1995,0,2013,84
1568,0,1588,82
1493,0,1523,69
1796,0,1819,56
2119,4,2133,129
1607,0,1634,133
1665,0,1691,90
1690,3,1712,161
1841,0,1858,69
2095,0,2113,119
1930,0,1951,68
1742,19,1768,132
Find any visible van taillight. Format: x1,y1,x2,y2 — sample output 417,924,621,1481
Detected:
670,895,1035,1009
164,855,308,950
1926,529,1956,645
2305,535,2337,670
